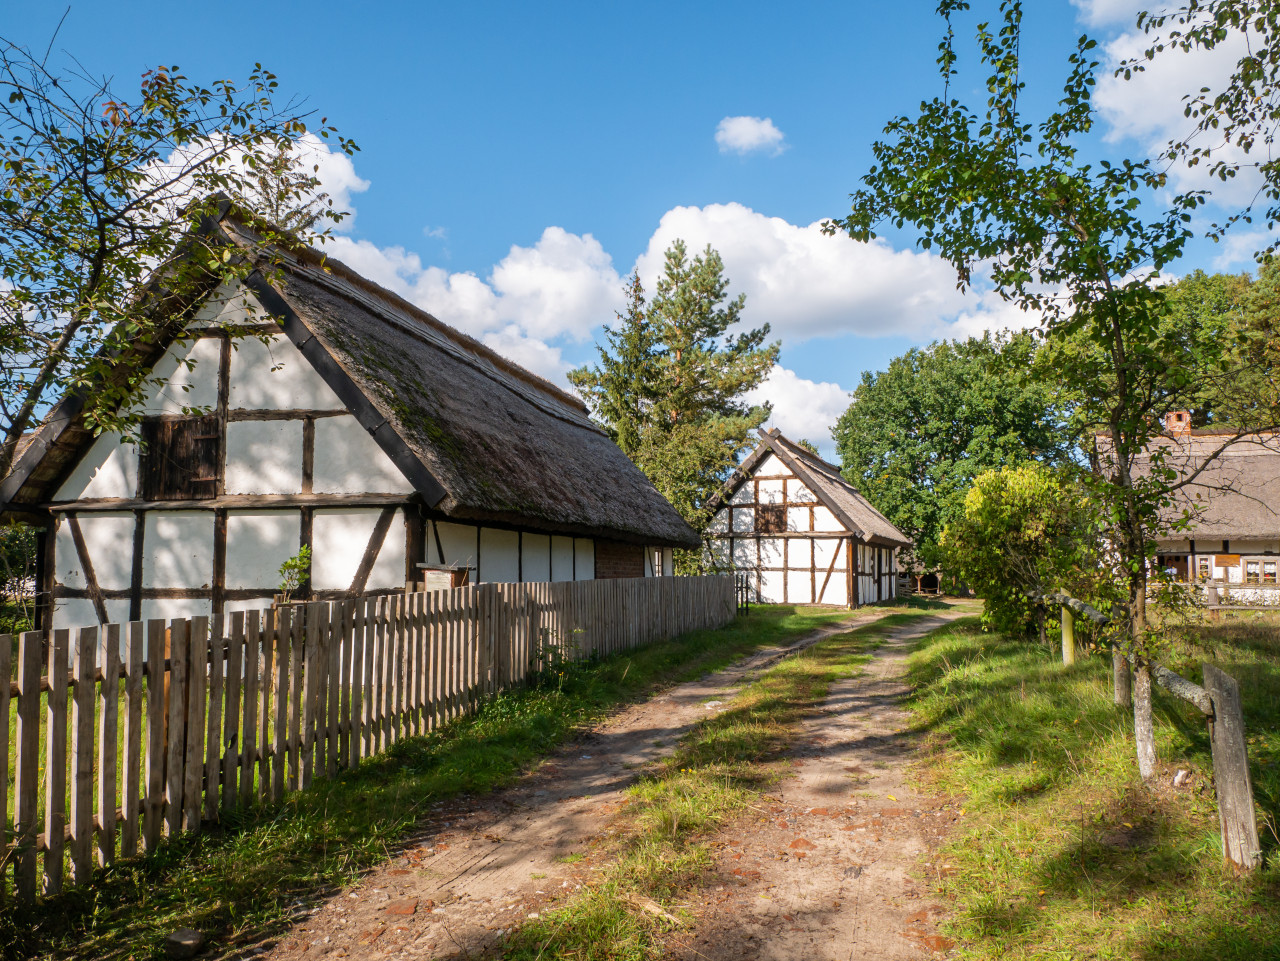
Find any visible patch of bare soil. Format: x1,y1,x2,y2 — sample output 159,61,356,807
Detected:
668,613,965,961
249,610,889,960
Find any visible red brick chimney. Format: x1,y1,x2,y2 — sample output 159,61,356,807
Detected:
1164,410,1191,435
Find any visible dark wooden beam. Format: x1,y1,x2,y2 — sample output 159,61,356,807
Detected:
212,508,228,616
227,408,347,422
47,492,414,512
129,510,144,622
301,417,315,495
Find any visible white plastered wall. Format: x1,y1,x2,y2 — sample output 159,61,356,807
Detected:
479,528,519,583
227,333,344,410
73,513,135,591
225,510,302,590
142,512,214,589
127,336,221,416
433,521,478,571
551,536,575,581
312,508,406,591
521,533,551,582
224,421,305,494
313,415,413,495
574,539,595,580
54,436,139,501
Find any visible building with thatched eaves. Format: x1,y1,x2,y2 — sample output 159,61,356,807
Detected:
0,204,698,630
703,429,912,606
1147,411,1280,586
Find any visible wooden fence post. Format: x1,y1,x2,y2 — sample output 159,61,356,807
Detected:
1203,664,1262,870
1060,605,1075,665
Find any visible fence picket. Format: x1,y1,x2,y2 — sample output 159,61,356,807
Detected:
96,624,120,869
272,607,290,802
69,627,95,886
0,632,9,899
183,617,209,834
121,623,144,858
204,615,224,823
14,631,43,901
241,610,260,807
144,619,166,850
288,607,304,792
301,602,321,790
223,613,244,814
44,628,70,895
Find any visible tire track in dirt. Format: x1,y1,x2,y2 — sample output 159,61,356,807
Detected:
249,609,894,960
670,610,966,961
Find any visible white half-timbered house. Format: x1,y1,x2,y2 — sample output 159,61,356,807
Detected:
704,430,911,607
0,206,698,630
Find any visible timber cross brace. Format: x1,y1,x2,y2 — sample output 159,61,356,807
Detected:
1025,589,1263,871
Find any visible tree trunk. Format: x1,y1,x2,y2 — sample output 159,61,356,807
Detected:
1113,649,1132,708
1133,661,1157,779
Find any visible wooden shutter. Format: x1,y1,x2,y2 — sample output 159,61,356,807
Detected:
756,505,786,534
139,415,221,501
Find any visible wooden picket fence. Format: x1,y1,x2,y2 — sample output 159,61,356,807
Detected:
1,574,735,903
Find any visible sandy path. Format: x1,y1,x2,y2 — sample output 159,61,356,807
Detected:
254,609,892,960
670,611,965,961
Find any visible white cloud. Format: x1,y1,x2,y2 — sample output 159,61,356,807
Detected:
632,203,1013,342
481,325,571,384
1212,229,1270,270
1070,0,1148,27
746,366,849,459
715,116,787,156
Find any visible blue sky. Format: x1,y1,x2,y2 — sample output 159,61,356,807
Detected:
8,1,1262,456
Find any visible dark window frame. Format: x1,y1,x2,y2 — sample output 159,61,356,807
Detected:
138,415,222,501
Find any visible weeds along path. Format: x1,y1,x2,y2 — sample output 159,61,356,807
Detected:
677,611,967,961
255,608,892,960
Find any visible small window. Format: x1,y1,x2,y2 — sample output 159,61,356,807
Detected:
1197,557,1211,580
1246,560,1261,585
755,504,786,534
139,415,221,501
1264,562,1277,584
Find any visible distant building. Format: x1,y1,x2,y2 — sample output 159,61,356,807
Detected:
1148,411,1280,585
703,429,912,606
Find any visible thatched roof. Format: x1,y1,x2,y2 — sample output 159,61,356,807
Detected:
709,429,912,549
1,207,700,549
1149,439,1280,543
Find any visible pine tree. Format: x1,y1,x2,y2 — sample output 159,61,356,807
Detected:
571,240,779,547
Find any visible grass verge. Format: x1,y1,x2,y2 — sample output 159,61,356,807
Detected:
498,606,946,961
905,613,1280,961
5,604,863,961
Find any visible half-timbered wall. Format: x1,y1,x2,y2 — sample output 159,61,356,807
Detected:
42,282,628,629
704,451,897,607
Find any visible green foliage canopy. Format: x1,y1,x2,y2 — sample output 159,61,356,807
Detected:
833,332,1071,573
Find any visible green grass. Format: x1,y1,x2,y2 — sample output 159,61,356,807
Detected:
905,612,1280,961
497,609,942,961
3,604,859,961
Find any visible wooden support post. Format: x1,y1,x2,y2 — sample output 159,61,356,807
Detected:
1061,605,1075,665
1203,664,1262,870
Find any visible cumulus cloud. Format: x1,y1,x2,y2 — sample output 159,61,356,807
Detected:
632,202,1012,342
745,366,850,459
1070,0,1148,27
715,116,787,156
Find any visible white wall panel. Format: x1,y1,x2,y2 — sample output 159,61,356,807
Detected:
787,506,810,532
788,538,812,571
814,538,845,572
77,513,135,590
225,510,301,590
756,453,785,475
708,538,731,566
551,536,575,581
730,482,753,505
732,538,755,567
227,334,344,410
128,337,221,416
480,528,519,583
143,512,214,588
54,521,85,589
574,538,594,580
521,533,551,582
662,549,673,576
54,436,139,501
140,597,211,623
434,521,478,571
760,537,784,567
224,420,304,495
818,577,848,607
369,515,406,589
786,571,813,604
708,508,730,534
788,479,814,502
732,507,754,533
759,569,785,604
814,506,844,532
758,479,785,504
312,508,379,591
55,598,100,630
312,415,412,494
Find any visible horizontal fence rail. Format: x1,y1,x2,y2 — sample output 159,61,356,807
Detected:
1,574,736,903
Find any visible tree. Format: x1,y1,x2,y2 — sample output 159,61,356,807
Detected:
827,0,1278,779
832,331,1071,578
571,241,779,556
0,36,357,480
942,464,1107,636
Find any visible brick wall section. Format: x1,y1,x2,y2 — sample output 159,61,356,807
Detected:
594,539,645,579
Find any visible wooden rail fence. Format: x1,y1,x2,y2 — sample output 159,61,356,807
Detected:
1,574,736,903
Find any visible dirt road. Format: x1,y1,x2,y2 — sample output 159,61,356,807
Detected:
255,608,901,960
